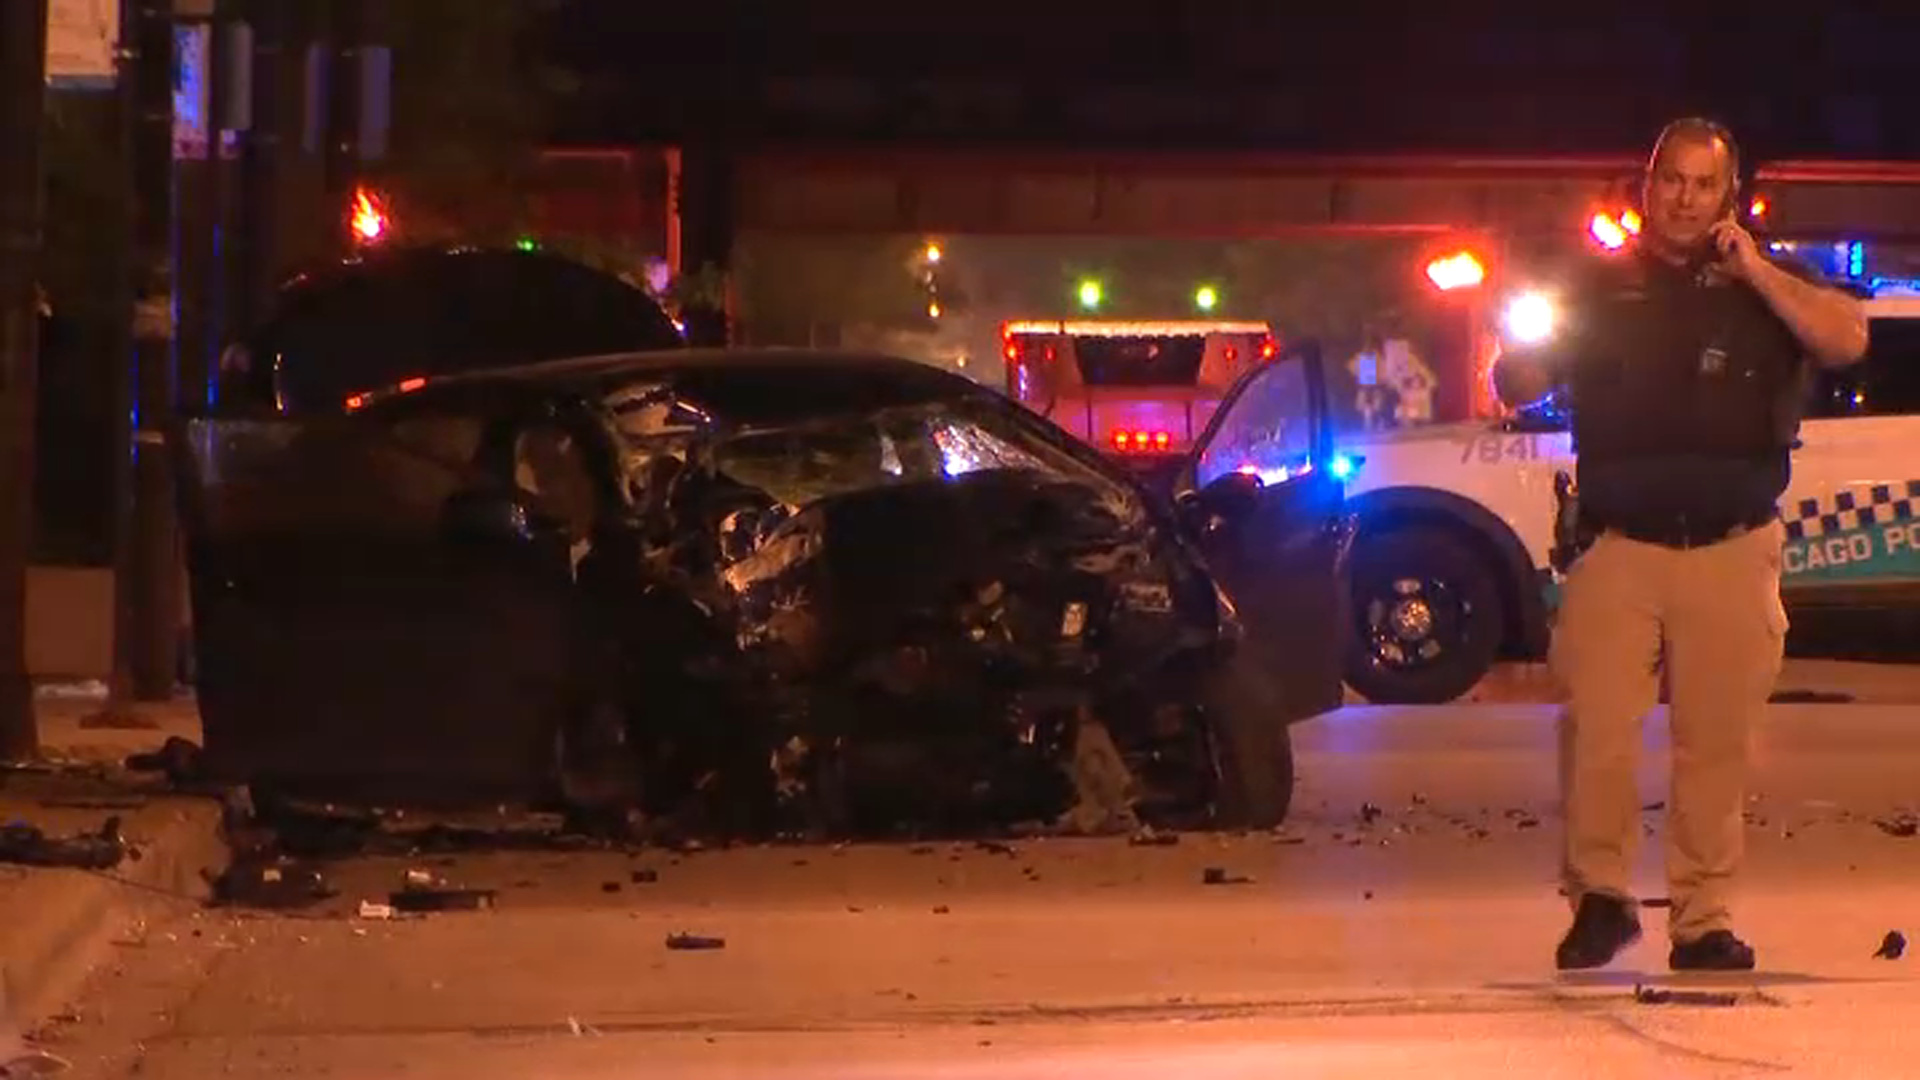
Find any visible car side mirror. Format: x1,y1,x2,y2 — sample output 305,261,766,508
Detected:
1197,470,1264,516
440,487,541,546
1176,471,1263,534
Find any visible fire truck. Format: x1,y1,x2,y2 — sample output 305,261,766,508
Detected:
1001,319,1278,476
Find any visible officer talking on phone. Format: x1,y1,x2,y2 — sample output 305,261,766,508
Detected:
1495,118,1869,972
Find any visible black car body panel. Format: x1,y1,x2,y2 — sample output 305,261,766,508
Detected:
175,347,1350,835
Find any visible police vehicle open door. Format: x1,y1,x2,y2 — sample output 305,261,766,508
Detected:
1176,340,1352,818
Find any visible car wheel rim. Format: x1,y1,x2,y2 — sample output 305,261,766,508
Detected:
1358,575,1468,674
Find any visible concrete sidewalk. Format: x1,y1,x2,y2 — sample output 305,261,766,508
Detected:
1,693,223,1037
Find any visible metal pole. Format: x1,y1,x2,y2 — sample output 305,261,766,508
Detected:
321,0,362,259
123,0,181,702
0,0,52,761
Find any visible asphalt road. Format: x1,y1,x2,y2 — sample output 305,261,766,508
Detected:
23,701,1920,1079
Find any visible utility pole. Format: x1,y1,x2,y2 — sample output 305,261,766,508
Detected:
114,0,181,704
0,0,51,761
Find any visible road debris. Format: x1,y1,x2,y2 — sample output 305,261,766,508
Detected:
1359,802,1383,825
1201,867,1254,886
1128,827,1179,847
122,736,205,787
1633,984,1740,1007
356,901,396,920
1874,931,1907,960
665,933,727,951
388,888,497,913
1873,813,1918,838
631,868,658,884
210,858,335,910
0,817,126,871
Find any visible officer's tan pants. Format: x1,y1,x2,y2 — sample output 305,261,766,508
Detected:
1550,519,1788,942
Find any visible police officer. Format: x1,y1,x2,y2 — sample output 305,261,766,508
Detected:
1495,118,1868,971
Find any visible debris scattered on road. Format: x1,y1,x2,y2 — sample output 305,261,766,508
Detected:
1359,803,1383,825
1363,890,1374,900
631,868,658,884
210,857,335,910
388,888,497,913
665,932,726,951
403,868,436,888
1514,816,1540,830
0,816,127,871
356,901,396,920
1873,813,1918,838
1128,827,1179,847
932,905,950,914
601,881,622,893
1633,984,1740,1007
1874,931,1907,960
1641,801,1665,812
123,736,205,787
976,840,1018,857
1641,897,1672,909
1201,867,1253,886
909,844,936,855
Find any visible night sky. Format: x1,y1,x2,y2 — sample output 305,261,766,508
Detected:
541,5,1920,158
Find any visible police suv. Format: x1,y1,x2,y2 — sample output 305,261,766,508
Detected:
1336,291,1920,704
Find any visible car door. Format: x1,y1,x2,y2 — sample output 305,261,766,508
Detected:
1178,340,1352,722
173,389,588,806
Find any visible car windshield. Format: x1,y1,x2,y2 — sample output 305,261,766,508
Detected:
717,400,1135,509
602,374,1138,515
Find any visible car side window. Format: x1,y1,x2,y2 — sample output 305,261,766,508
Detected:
195,404,493,541
1807,317,1920,418
1195,358,1315,488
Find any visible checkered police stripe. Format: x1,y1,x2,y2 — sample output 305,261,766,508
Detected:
1783,481,1920,541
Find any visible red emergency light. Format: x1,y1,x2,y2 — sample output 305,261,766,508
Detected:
1111,429,1173,453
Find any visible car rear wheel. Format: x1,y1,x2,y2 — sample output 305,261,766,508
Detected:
1343,524,1505,705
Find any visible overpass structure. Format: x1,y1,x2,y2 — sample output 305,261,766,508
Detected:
533,146,1920,270
729,150,1920,241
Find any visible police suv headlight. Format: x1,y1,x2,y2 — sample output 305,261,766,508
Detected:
1502,292,1557,345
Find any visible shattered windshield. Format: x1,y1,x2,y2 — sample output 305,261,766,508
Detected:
710,402,1127,510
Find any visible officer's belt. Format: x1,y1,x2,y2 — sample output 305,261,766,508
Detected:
1589,508,1777,550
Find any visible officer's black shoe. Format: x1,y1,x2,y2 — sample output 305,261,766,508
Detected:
1555,893,1643,970
1669,929,1757,971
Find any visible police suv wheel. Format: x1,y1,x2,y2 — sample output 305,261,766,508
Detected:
1343,525,1505,705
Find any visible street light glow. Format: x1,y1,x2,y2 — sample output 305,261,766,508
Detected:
1077,279,1103,309
1194,285,1218,311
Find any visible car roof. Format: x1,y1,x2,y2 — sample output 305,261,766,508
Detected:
388,348,995,428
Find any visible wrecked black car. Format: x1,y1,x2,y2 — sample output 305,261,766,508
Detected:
174,346,1351,838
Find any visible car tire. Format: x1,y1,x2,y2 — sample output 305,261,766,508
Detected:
1343,524,1505,705
1206,664,1297,828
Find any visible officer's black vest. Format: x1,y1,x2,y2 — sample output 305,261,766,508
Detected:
1565,252,1807,462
